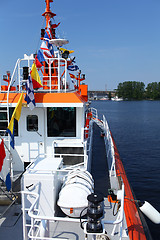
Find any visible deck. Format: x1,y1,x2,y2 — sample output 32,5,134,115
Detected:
0,121,128,240
91,123,111,196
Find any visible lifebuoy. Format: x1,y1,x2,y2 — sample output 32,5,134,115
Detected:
85,112,92,138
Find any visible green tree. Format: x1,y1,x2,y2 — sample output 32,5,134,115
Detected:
117,81,145,100
146,82,160,99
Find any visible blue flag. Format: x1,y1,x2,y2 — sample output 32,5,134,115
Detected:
67,65,79,71
37,50,45,64
44,31,54,56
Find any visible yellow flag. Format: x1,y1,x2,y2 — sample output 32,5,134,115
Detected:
6,92,23,148
14,92,23,121
60,48,74,54
8,92,23,133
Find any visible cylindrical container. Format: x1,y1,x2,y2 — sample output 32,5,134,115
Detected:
57,170,94,218
139,201,160,224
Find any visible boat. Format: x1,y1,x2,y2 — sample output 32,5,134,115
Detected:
111,96,123,101
99,96,109,101
0,1,160,240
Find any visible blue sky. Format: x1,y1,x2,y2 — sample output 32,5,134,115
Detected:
1,0,160,90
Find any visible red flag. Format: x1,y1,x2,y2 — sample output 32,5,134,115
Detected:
51,22,60,29
35,55,43,68
30,63,43,89
0,139,6,172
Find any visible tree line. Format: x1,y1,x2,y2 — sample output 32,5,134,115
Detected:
116,81,160,100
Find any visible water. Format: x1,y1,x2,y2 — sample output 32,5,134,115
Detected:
91,100,160,240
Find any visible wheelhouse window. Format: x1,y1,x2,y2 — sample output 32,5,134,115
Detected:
27,115,38,132
0,107,18,136
47,107,76,137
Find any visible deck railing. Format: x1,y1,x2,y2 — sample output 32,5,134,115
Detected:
89,107,98,119
102,115,116,177
3,53,68,95
21,182,125,240
89,109,116,177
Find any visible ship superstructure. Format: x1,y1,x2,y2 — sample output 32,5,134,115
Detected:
0,0,88,174
0,1,159,240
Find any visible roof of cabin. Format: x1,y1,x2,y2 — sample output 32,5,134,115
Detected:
0,92,86,107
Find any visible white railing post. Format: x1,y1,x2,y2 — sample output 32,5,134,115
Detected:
102,115,116,177
49,60,52,92
58,51,60,92
64,59,67,92
21,192,28,240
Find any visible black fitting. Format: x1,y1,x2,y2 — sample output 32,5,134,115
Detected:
23,67,29,80
86,193,104,233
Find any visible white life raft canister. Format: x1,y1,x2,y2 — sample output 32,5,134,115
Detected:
57,170,94,218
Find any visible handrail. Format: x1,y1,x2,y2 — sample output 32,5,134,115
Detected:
3,55,69,95
7,58,21,124
22,183,125,240
23,183,124,223
22,191,84,222
89,107,98,119
102,114,116,177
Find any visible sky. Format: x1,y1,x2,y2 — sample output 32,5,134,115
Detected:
1,0,160,91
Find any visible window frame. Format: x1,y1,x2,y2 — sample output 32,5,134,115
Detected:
47,107,76,137
26,115,38,132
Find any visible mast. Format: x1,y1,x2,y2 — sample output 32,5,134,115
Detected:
42,0,56,28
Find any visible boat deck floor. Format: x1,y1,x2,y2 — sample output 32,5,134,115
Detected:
0,204,23,239
0,122,129,240
91,123,111,196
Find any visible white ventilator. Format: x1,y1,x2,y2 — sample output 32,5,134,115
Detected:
140,201,160,224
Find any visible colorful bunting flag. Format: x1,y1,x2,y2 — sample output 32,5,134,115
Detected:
51,22,60,29
25,76,36,110
35,56,43,68
40,41,53,60
31,63,43,89
71,79,77,89
6,93,23,149
37,50,45,63
0,139,6,172
69,73,85,81
35,50,45,68
60,48,74,54
67,65,79,71
69,73,77,80
44,31,54,56
0,139,11,191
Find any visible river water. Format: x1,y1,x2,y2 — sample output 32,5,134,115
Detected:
91,100,160,240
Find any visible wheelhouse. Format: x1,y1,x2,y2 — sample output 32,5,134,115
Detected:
0,55,88,173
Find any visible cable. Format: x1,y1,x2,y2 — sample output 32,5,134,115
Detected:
35,18,46,54
80,207,88,230
113,200,120,216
